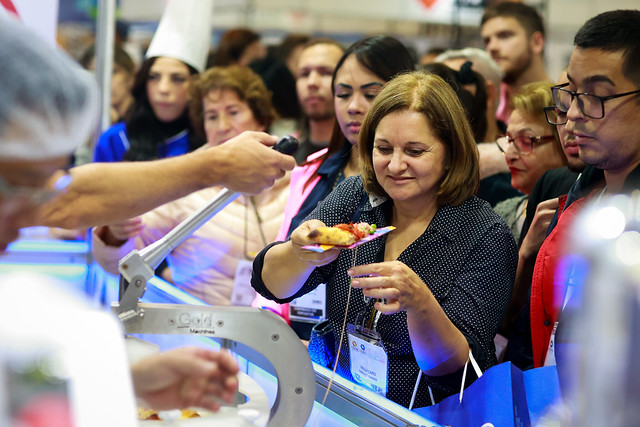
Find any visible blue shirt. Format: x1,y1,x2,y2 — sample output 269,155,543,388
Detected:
93,122,191,163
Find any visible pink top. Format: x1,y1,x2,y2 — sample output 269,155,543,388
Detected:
496,81,511,126
275,148,327,240
252,148,328,320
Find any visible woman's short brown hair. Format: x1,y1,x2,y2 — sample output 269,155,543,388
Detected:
359,71,479,206
189,65,276,139
510,81,564,161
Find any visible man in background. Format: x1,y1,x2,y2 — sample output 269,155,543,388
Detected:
293,38,344,164
481,1,551,124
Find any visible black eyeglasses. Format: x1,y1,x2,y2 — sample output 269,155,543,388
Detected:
495,134,556,156
543,106,567,126
551,82,640,119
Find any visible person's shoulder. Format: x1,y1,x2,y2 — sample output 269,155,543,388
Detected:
94,122,128,162
458,197,517,248
337,175,363,190
536,167,579,196
434,197,511,243
99,122,127,139
461,195,516,225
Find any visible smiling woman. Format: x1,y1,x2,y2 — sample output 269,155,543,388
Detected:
252,71,517,408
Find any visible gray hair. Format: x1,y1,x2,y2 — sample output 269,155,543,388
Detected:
435,47,504,98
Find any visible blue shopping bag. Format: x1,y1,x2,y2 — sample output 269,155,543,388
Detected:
523,365,560,426
414,362,560,427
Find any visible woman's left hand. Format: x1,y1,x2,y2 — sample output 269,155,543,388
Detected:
348,261,430,315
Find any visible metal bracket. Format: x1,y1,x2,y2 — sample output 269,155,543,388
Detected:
112,302,315,427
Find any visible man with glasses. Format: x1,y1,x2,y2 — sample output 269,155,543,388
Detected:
501,70,587,369
516,10,640,369
519,69,587,248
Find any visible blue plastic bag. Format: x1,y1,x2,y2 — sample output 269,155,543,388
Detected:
415,362,560,427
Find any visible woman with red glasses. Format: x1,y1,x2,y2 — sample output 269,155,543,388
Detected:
493,81,567,242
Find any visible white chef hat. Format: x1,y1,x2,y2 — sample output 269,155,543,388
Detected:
0,15,98,161
145,0,214,73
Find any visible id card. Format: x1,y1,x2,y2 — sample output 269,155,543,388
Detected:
231,259,257,306
289,283,326,322
347,324,388,396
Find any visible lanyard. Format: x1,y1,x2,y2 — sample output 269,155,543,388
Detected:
243,196,267,260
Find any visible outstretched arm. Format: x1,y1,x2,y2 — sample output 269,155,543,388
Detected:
38,132,295,229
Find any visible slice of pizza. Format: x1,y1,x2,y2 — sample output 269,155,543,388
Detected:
306,222,377,246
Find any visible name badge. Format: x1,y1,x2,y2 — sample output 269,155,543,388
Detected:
544,321,559,367
231,259,256,306
289,283,326,322
347,324,388,396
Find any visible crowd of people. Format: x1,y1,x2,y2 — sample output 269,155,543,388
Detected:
1,0,639,421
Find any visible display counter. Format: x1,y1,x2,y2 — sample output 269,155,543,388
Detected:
0,235,440,427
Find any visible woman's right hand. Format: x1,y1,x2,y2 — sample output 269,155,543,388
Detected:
100,216,144,246
290,219,341,267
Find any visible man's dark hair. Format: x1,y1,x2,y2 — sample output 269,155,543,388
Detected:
573,9,640,88
481,2,545,38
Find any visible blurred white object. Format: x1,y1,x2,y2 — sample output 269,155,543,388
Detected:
145,0,214,73
560,191,640,427
0,272,137,426
0,15,98,161
0,0,58,47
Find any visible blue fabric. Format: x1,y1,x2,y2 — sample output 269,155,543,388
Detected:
94,122,129,163
415,362,560,427
287,143,353,237
93,122,191,163
523,365,561,426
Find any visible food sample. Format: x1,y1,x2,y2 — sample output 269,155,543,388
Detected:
138,408,201,420
306,222,377,246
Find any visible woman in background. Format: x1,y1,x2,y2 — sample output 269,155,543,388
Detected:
93,55,204,163
79,44,136,125
92,66,289,306
493,82,567,242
